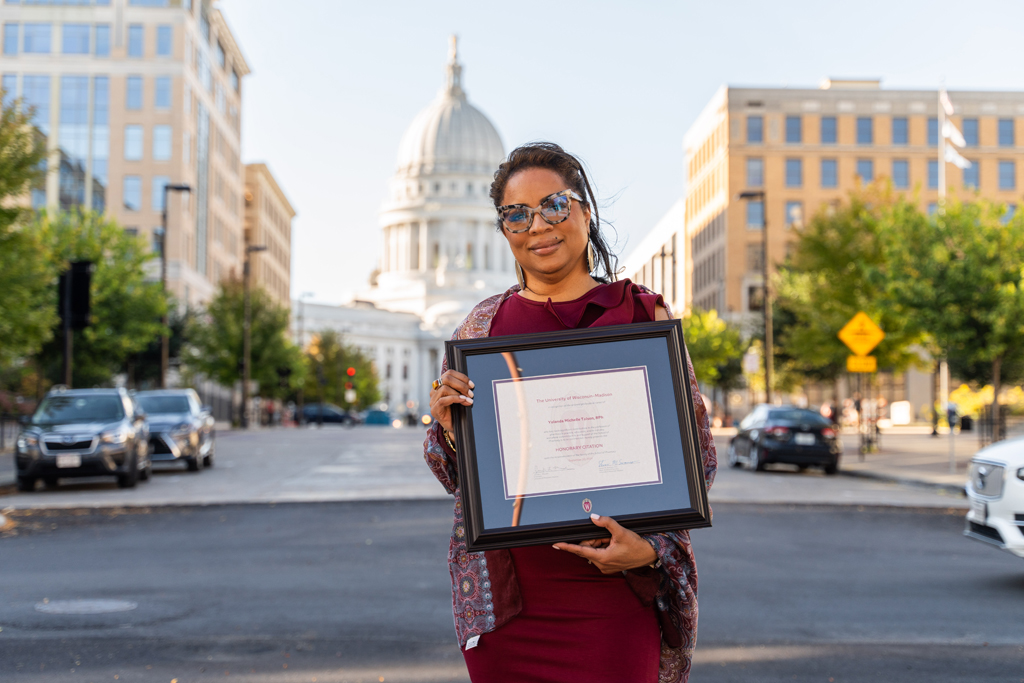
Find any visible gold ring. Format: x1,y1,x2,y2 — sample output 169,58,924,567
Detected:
432,378,442,390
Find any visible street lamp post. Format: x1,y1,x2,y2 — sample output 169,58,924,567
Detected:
296,291,315,425
159,183,191,389
739,190,773,405
242,243,268,428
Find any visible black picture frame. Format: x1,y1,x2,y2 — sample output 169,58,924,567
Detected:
446,319,712,552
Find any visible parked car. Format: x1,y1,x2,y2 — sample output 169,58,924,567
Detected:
14,387,151,491
728,405,842,474
135,389,215,471
362,409,392,425
301,403,356,424
964,436,1024,559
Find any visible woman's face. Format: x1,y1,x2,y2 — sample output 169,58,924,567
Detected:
500,167,591,284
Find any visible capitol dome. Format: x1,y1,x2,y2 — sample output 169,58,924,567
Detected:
394,37,505,177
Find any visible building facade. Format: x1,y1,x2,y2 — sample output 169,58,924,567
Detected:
0,0,249,308
244,163,294,309
292,38,511,420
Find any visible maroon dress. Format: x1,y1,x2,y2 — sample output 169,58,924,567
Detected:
462,280,664,683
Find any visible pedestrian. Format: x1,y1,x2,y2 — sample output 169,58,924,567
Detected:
424,143,717,683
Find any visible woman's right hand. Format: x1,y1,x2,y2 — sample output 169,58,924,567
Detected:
429,369,475,436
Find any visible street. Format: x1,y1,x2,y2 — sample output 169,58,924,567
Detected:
2,428,1021,682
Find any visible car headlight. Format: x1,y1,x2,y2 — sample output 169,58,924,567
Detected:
100,429,129,444
1017,467,1024,482
171,423,192,435
17,434,38,449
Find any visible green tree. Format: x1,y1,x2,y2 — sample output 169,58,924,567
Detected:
882,197,1024,428
34,210,168,387
0,90,53,369
302,329,380,411
682,308,748,421
773,188,927,387
185,280,303,400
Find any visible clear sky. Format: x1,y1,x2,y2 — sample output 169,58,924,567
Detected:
217,0,1024,305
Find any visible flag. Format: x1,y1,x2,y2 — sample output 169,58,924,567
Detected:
945,145,972,169
943,120,966,147
939,89,955,117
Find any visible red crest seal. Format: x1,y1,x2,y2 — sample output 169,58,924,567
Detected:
582,498,592,513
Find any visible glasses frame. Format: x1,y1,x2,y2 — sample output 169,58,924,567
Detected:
497,189,584,234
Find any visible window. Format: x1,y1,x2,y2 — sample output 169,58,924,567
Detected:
129,0,170,5
58,75,89,210
785,201,803,229
927,202,938,217
92,76,109,211
23,23,51,53
928,117,938,146
746,243,764,273
963,162,979,189
785,116,801,143
928,160,938,189
746,157,764,187
892,117,908,145
62,23,89,54
1003,204,1016,224
892,159,909,189
785,158,802,187
747,285,764,312
999,119,1015,147
999,161,1015,190
962,118,978,147
126,76,142,109
746,200,764,229
153,124,171,160
856,117,873,145
2,74,15,108
127,24,143,57
124,125,143,160
3,24,17,55
214,41,225,68
747,115,763,143
154,76,171,109
820,116,836,144
856,159,874,182
123,175,141,211
821,158,838,188
230,70,239,92
95,24,109,56
23,74,50,135
152,176,169,210
156,25,171,56
182,129,191,164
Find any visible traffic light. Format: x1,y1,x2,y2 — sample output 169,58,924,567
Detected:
346,367,356,377
307,334,321,357
344,382,353,390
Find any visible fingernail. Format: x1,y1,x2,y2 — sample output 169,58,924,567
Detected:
551,545,559,550
462,396,473,404
469,381,476,389
590,513,599,521
468,390,474,398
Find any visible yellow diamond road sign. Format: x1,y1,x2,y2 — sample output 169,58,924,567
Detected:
838,311,885,357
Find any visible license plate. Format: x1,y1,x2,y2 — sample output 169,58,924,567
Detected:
794,433,815,446
56,454,81,468
970,499,987,523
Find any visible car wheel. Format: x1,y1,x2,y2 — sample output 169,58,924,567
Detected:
43,476,59,489
797,464,809,472
750,445,766,472
203,439,215,468
824,460,839,475
16,476,36,493
117,456,139,489
728,442,742,468
139,461,151,482
187,450,203,472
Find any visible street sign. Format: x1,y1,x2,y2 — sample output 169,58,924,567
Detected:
838,311,885,356
846,355,877,373
345,389,357,404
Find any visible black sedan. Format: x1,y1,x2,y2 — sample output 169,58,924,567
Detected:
301,403,356,425
136,389,215,471
728,405,841,474
14,388,151,491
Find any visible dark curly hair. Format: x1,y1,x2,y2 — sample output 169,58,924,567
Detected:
489,142,618,284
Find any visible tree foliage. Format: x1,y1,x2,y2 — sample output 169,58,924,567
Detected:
33,211,168,387
185,280,303,399
0,92,52,368
302,329,380,411
682,308,747,388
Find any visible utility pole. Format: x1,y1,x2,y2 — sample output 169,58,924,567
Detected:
242,242,267,428
296,291,315,425
159,183,191,388
739,190,773,404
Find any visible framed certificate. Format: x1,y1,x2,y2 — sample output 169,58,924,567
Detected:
446,319,712,551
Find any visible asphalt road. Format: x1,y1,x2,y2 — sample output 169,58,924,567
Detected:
2,501,1021,683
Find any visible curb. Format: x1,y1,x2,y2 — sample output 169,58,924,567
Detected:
838,468,967,497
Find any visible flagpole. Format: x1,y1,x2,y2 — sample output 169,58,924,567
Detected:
938,88,946,203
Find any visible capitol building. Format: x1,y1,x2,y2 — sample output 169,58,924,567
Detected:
293,38,512,419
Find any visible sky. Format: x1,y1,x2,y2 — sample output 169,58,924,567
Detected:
217,0,1024,305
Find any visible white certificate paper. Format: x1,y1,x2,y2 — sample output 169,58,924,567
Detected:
492,366,662,499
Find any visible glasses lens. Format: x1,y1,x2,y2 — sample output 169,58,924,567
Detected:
502,207,531,230
540,194,571,221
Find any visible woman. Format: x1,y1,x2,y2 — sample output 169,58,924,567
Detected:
424,142,717,683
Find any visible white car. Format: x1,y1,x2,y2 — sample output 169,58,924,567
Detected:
964,436,1024,559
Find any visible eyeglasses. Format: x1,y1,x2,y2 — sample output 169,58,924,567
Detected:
496,189,583,234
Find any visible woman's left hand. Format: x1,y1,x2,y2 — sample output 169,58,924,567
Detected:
552,514,658,574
